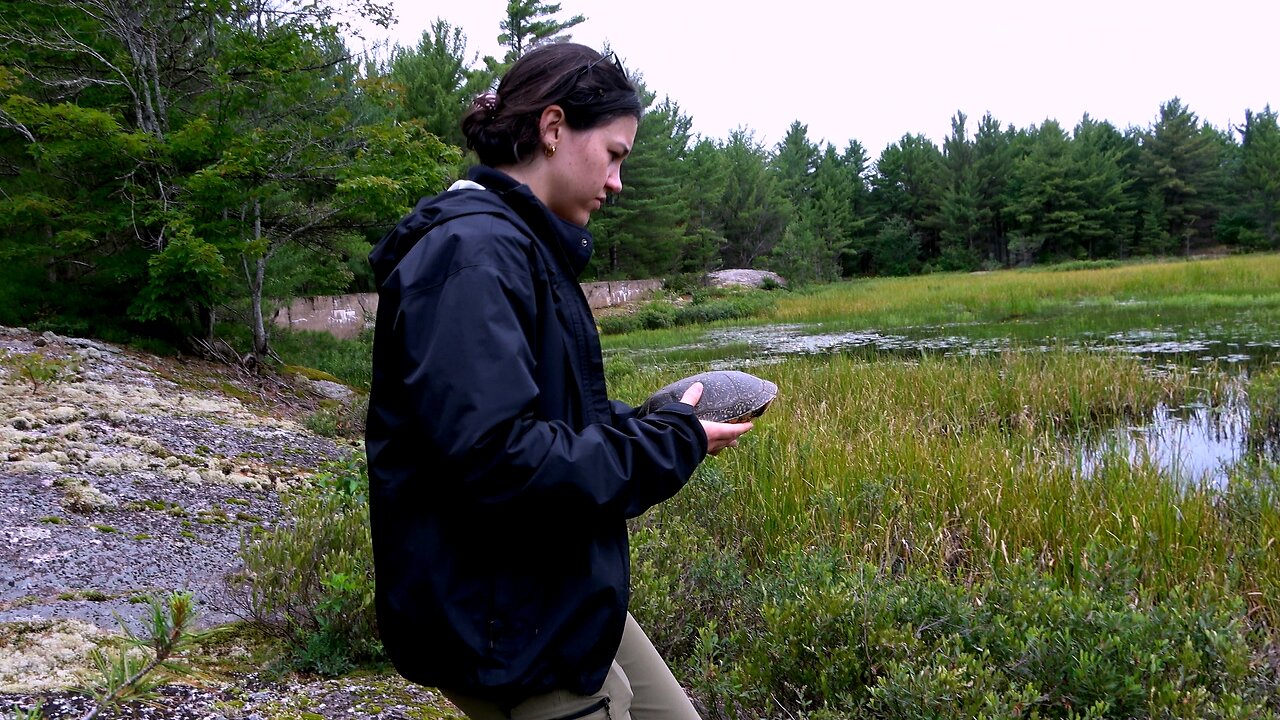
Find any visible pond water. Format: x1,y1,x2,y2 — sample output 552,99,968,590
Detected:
653,322,1280,487
1077,390,1258,488
694,324,1280,369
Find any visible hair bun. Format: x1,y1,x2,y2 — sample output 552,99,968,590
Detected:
471,92,499,120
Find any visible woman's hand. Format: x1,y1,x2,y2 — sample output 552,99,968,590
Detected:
679,382,754,455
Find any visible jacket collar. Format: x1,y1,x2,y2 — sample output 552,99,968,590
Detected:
467,166,595,277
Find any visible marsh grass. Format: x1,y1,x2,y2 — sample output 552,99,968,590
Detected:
617,350,1279,624
771,253,1280,332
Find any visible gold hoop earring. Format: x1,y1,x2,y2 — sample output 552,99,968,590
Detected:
544,144,556,158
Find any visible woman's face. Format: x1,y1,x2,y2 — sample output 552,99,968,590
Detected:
542,115,638,226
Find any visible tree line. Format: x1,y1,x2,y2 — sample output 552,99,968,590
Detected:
1,0,1277,353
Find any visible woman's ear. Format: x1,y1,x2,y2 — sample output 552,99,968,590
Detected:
539,105,566,147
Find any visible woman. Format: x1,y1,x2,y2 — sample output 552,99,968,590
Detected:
366,43,752,720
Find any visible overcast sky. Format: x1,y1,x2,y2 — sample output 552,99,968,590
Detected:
354,0,1276,157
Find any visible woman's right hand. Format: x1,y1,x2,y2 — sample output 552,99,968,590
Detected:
679,382,754,455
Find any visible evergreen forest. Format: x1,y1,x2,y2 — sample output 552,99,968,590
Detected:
2,0,1278,353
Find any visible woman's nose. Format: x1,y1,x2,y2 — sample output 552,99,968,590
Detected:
605,169,623,194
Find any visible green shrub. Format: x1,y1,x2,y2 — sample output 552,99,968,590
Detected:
596,313,642,335
597,292,776,336
1045,259,1123,272
304,394,368,439
636,301,679,330
679,558,1269,718
0,349,79,391
234,454,381,674
632,473,1276,719
270,327,374,390
662,273,707,296
126,335,180,357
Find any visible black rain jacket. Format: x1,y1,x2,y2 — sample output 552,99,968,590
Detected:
365,166,707,703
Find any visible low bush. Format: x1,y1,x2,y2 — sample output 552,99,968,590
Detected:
304,394,369,439
270,327,374,390
0,349,80,392
597,291,776,335
233,454,380,675
1044,259,1123,272
630,464,1278,719
632,527,1274,719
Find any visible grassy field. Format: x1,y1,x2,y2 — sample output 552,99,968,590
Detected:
770,253,1280,330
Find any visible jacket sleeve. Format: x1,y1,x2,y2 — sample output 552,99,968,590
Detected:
609,400,640,425
395,255,707,520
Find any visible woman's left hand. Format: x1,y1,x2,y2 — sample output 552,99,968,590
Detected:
679,382,755,455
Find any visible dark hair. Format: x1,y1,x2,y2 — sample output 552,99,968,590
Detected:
462,43,642,167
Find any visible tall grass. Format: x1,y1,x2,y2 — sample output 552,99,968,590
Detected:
615,350,1279,622
773,253,1280,329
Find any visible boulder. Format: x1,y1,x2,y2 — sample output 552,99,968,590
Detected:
705,269,786,289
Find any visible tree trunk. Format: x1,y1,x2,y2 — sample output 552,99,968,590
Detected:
249,197,268,360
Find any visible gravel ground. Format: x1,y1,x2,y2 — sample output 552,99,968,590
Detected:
0,327,460,719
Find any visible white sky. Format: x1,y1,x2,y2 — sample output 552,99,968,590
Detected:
354,0,1276,157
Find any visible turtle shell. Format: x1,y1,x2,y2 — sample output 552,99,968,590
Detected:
639,370,778,423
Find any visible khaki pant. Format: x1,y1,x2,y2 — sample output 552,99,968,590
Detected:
443,613,701,720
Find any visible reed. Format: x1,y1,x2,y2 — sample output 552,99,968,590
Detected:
616,350,1278,621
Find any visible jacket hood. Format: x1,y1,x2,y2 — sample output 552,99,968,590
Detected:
369,166,596,286
368,179,513,285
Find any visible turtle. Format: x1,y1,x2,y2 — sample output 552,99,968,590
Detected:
638,370,778,423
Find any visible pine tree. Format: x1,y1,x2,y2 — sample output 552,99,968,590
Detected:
972,113,1016,266
870,134,943,268
766,122,846,283
814,141,873,278
1071,115,1134,258
1234,106,1280,249
1140,98,1225,256
496,0,585,65
771,120,820,207
1007,120,1088,262
714,129,791,268
386,19,493,148
681,138,731,273
586,92,694,279
938,111,982,270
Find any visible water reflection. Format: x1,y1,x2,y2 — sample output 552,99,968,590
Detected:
1078,389,1255,488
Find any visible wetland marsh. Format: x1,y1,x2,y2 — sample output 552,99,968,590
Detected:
603,255,1280,716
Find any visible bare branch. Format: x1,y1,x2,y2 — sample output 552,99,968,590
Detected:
0,111,36,143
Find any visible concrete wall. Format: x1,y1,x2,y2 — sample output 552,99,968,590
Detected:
273,280,663,339
580,279,663,310
272,293,378,340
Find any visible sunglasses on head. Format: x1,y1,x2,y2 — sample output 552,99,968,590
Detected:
560,51,627,96
581,51,625,76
